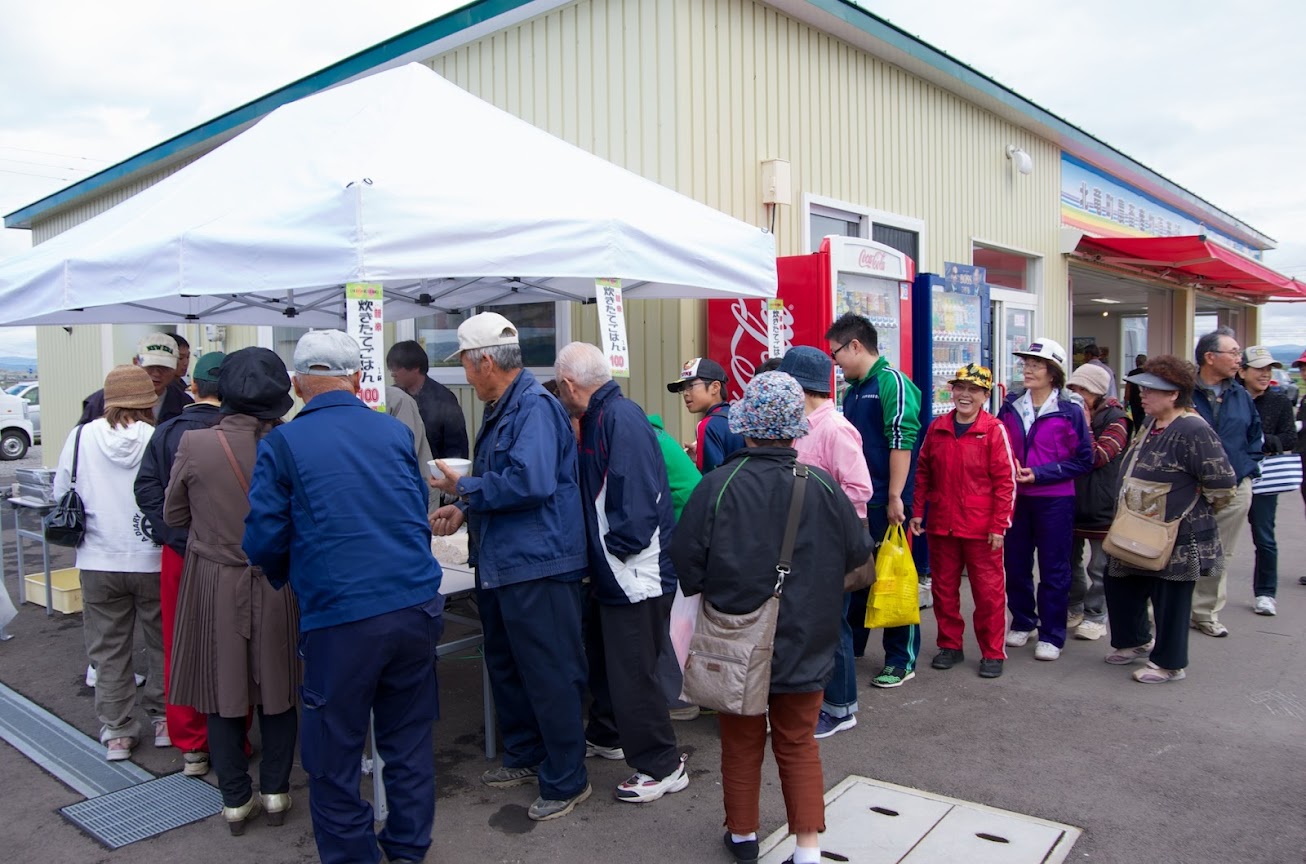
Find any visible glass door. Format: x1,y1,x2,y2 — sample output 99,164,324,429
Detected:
989,291,1037,411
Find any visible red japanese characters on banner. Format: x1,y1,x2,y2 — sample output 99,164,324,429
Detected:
346,282,387,412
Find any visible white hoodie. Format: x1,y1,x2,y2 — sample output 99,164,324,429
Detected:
53,418,162,574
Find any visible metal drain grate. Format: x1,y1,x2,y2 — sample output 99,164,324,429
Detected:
61,772,223,849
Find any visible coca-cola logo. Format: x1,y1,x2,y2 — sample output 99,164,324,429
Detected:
858,249,888,271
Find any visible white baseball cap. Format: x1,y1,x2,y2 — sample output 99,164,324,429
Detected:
1015,337,1068,375
445,312,520,361
136,333,179,369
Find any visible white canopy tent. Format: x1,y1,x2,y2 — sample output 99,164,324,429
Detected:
0,63,776,327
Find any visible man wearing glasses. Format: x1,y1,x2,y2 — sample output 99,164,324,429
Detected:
826,313,924,689
1190,327,1264,637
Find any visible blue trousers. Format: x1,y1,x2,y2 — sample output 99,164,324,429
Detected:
1248,492,1279,598
1005,495,1076,648
849,506,922,671
822,594,858,717
478,577,588,800
299,598,444,864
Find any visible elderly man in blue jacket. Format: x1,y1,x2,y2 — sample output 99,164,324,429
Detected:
553,342,688,804
430,313,591,822
243,330,444,864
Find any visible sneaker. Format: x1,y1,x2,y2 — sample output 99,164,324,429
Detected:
977,658,1004,678
1132,662,1186,684
723,831,760,863
615,755,689,803
1254,596,1277,616
1074,620,1107,641
871,666,915,688
1066,611,1085,631
1105,641,1154,665
1192,620,1229,637
918,577,933,609
930,648,964,670
585,740,625,760
1005,629,1034,648
813,710,857,739
480,764,540,788
105,736,136,761
669,705,701,721
85,664,96,688
528,783,592,820
153,718,171,748
183,751,210,777
1033,641,1061,661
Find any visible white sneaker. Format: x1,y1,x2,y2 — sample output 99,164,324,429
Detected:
85,664,96,688
1254,596,1277,616
1034,641,1062,661
614,755,689,803
1005,630,1034,648
1074,620,1107,641
918,577,934,609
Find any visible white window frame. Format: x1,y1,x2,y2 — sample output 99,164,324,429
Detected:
972,237,1045,333
411,301,572,387
804,194,928,265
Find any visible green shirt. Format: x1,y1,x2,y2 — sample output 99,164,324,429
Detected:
648,414,702,520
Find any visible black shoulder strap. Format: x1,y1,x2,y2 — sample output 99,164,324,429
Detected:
774,463,808,596
70,424,84,484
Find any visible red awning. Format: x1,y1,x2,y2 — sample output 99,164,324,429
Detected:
1074,234,1306,300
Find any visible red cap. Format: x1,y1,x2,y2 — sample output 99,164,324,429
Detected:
1293,350,1306,368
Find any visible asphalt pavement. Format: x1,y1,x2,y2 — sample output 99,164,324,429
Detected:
1,495,1303,863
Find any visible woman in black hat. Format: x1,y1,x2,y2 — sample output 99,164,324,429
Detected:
164,347,302,833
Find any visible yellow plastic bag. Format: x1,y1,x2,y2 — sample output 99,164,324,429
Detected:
864,525,921,630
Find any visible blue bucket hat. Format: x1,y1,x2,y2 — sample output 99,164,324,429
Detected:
777,346,832,395
729,372,809,441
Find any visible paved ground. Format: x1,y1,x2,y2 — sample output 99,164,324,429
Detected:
1,498,1304,863
0,442,46,484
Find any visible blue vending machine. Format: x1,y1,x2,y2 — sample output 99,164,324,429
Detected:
912,266,991,425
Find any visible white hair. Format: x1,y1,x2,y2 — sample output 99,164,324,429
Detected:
555,342,612,388
465,343,522,371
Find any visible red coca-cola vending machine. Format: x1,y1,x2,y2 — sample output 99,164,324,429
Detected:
708,236,915,401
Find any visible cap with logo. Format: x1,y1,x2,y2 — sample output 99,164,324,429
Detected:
1242,346,1281,369
667,357,728,393
137,333,179,369
949,363,994,390
294,329,361,377
445,312,520,361
1014,337,1068,375
192,352,226,384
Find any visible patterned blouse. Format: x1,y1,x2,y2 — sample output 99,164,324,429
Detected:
1107,412,1237,581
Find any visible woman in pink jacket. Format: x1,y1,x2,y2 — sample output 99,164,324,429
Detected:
911,365,1017,678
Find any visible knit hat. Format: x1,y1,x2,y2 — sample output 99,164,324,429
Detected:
949,363,994,390
103,365,157,410
1067,363,1112,397
220,347,294,420
777,346,832,394
728,371,809,441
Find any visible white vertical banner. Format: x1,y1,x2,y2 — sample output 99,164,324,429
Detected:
346,282,387,411
595,278,631,377
765,298,786,360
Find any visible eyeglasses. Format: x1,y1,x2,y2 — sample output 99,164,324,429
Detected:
830,340,852,359
1210,349,1242,357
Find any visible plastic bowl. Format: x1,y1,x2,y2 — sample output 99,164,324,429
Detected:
428,457,472,480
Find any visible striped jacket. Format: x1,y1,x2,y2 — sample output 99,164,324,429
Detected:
841,355,922,507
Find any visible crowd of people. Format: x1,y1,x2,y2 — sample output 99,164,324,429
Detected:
48,310,1295,864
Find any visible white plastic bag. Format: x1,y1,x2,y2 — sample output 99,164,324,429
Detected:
0,580,17,631
668,584,701,671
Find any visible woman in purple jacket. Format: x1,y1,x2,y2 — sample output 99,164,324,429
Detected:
997,339,1093,661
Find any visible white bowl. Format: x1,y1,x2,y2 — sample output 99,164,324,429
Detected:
428,457,472,480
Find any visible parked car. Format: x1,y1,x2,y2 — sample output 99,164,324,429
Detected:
0,391,35,460
5,382,39,442
1269,369,1299,406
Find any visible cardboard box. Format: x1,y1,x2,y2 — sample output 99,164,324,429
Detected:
23,568,82,614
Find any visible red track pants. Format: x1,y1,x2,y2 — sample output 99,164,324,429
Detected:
160,546,209,753
929,534,1007,660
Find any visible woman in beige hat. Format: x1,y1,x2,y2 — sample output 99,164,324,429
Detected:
53,365,166,761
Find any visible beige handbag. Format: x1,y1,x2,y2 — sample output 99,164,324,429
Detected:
680,465,807,716
1103,424,1199,572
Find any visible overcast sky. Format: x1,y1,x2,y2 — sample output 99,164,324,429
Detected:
1,0,1303,357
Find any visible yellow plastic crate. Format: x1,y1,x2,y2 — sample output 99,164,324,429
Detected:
24,567,82,614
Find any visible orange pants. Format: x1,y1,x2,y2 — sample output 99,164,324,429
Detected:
718,690,825,835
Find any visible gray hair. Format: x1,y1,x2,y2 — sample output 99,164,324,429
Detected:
465,343,522,372
1194,326,1236,366
554,342,612,388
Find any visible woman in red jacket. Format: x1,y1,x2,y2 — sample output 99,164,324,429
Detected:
910,365,1017,678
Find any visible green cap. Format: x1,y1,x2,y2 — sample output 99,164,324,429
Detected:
193,352,225,383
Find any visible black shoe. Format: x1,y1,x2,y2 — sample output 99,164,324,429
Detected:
978,658,1004,678
931,648,964,670
1299,575,1306,586
723,831,759,863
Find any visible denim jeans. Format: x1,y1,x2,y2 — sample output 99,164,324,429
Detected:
1068,537,1108,623
822,594,858,718
1248,492,1279,598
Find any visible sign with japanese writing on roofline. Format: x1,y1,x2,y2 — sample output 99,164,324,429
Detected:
595,278,630,377
345,282,386,412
